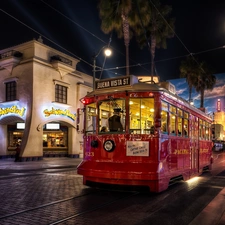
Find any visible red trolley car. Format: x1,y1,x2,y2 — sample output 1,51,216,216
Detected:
77,75,213,192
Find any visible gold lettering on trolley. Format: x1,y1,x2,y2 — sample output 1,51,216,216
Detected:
0,105,26,117
200,149,209,153
85,152,94,157
174,149,189,154
43,107,76,121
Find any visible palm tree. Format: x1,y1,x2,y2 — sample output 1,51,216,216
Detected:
179,56,199,102
180,56,216,109
98,0,150,76
134,0,175,81
195,62,216,109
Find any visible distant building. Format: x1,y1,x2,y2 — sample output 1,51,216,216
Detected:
211,123,224,141
0,38,92,160
213,111,225,141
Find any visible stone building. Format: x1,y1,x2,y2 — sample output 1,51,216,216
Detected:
213,111,225,141
0,38,92,160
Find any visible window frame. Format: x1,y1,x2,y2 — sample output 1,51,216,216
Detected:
5,81,17,101
55,84,68,104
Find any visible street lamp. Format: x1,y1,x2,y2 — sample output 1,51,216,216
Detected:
93,46,112,90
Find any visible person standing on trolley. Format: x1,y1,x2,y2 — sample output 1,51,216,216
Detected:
108,108,123,132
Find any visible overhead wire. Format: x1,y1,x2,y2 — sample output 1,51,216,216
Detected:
40,0,151,76
0,1,224,77
40,0,107,45
148,0,215,75
0,8,93,68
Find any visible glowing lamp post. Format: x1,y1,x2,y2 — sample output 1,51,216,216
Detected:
93,47,112,90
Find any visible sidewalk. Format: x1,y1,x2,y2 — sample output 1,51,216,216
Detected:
0,157,82,170
189,187,225,225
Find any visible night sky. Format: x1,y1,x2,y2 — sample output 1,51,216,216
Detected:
169,74,225,114
1,0,225,81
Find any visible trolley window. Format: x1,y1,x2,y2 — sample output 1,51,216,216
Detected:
177,108,183,136
85,103,97,134
129,98,154,134
201,120,207,140
205,122,210,140
194,117,199,139
183,112,189,137
99,99,125,133
169,105,177,135
161,101,168,134
199,119,203,139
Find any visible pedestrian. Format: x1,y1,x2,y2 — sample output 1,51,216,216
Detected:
15,144,21,162
100,126,108,132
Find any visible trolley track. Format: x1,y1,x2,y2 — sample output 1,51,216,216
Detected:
0,154,224,225
0,190,94,220
49,190,139,225
0,188,140,225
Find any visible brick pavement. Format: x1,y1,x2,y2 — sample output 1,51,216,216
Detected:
0,157,85,225
0,157,225,225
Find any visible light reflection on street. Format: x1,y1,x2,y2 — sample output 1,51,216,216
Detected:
185,176,204,191
186,176,199,184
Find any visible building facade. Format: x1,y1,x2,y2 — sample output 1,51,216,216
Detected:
0,38,92,160
213,111,225,141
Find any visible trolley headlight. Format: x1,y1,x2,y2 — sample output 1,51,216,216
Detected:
103,140,115,152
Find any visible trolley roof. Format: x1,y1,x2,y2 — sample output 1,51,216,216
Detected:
84,75,212,121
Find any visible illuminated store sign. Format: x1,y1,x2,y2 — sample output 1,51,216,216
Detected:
0,105,26,117
17,123,25,129
46,123,60,129
43,107,76,121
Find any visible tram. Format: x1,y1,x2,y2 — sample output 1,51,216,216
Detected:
77,75,213,192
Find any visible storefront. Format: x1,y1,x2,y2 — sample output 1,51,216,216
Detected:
6,122,71,157
0,39,91,160
42,123,68,157
8,123,24,147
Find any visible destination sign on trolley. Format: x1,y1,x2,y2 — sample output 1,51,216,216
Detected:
96,76,130,89
95,75,139,90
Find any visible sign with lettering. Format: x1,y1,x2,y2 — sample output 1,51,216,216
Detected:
217,99,221,112
0,105,26,118
96,77,130,89
126,141,149,156
43,107,76,121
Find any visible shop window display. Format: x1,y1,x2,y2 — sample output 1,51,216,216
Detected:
42,126,68,148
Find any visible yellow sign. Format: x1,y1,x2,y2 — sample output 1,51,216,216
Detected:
174,149,189,154
200,149,209,153
43,107,76,121
0,105,26,117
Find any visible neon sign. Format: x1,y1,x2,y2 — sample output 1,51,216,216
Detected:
43,107,76,121
0,105,26,117
217,99,221,112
